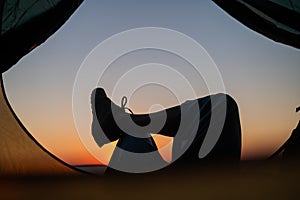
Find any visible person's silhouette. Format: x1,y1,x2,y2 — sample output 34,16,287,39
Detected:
91,88,242,172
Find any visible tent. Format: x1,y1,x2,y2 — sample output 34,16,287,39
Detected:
213,0,300,49
1,0,298,73
0,0,84,73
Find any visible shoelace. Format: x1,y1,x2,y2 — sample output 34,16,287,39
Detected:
121,96,134,114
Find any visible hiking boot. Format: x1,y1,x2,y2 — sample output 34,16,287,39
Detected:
91,88,152,143
91,88,161,155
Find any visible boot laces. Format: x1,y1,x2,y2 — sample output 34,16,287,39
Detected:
121,96,134,114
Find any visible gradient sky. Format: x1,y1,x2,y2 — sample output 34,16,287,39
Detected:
3,0,300,165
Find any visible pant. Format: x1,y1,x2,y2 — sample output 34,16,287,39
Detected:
108,93,242,172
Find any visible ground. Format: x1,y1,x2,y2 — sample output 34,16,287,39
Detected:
1,159,300,200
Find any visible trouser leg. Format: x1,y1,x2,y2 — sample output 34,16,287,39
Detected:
130,93,242,163
201,94,241,161
170,93,241,164
108,93,241,172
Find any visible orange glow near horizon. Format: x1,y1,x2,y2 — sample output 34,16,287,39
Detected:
42,128,293,166
23,93,299,166
64,135,174,166
152,134,173,163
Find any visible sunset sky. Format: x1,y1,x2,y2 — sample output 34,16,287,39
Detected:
3,0,300,166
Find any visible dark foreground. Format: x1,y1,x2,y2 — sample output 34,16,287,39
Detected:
1,160,300,200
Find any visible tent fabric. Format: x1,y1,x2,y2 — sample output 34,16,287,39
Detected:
0,0,84,74
2,0,61,35
0,78,81,175
1,0,298,74
213,0,300,49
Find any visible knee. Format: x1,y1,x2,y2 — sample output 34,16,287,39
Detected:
211,94,241,160
226,94,239,113
214,93,239,114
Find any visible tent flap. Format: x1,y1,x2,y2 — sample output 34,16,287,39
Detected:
213,0,300,49
0,0,84,73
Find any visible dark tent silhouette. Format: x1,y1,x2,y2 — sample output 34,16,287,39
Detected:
213,0,300,49
0,0,84,73
1,0,299,73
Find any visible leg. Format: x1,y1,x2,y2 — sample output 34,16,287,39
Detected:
106,134,167,174
170,93,242,164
